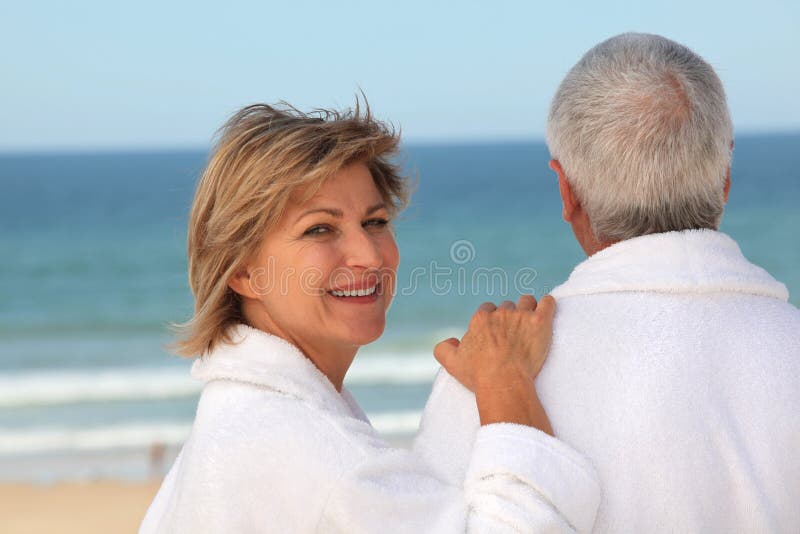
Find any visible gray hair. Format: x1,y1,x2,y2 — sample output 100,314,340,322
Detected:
545,33,733,243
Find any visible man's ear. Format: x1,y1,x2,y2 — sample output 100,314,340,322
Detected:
228,266,259,300
549,159,579,222
723,140,734,203
723,168,731,203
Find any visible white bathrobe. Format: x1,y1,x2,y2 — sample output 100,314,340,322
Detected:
140,324,600,533
414,229,800,533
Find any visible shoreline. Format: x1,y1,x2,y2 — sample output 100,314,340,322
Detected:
0,446,181,485
0,432,414,485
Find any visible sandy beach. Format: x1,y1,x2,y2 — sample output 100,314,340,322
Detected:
0,480,160,534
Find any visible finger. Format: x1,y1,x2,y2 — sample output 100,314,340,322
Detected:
433,338,459,366
517,294,538,311
498,300,516,311
535,295,557,323
477,301,497,313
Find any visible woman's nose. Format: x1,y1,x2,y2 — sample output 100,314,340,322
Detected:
342,228,383,269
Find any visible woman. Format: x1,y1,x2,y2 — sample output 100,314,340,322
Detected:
140,103,600,533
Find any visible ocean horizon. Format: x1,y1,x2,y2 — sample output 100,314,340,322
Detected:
1,133,798,482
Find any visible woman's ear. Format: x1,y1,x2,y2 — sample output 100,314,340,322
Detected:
228,267,259,300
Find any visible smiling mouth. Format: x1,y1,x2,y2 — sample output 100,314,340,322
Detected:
329,285,378,298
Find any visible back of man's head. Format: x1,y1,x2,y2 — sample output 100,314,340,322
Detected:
546,33,733,243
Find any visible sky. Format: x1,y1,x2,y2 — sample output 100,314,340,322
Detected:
1,0,798,152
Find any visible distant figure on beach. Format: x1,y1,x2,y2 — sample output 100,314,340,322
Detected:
148,442,166,479
140,102,601,532
415,33,800,532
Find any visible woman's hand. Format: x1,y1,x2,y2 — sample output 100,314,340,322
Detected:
433,295,556,434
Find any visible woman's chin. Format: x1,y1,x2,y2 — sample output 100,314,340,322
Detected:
342,321,386,348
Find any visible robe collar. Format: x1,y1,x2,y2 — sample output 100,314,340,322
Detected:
191,324,367,420
551,229,788,301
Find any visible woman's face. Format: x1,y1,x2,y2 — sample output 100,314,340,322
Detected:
236,162,399,357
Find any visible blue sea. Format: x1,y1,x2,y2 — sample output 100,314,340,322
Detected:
1,134,798,481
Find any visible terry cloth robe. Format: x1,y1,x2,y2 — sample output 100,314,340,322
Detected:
414,229,800,533
140,324,601,534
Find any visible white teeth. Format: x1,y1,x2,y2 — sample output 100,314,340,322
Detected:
331,286,377,297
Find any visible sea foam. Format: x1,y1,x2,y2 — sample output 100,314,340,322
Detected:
0,352,439,408
0,409,423,455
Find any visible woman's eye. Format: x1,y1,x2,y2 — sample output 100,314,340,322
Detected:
364,218,389,229
303,225,330,236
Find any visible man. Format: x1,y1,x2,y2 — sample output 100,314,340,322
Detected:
415,33,800,532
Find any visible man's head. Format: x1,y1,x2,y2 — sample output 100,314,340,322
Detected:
546,33,733,254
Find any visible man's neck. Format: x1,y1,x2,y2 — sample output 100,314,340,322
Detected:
581,238,615,257
569,215,614,256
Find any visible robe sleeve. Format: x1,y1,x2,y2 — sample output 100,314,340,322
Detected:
319,416,600,533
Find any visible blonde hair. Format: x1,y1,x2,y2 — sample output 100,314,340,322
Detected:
173,101,408,357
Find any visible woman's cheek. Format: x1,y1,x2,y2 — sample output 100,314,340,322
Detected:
295,246,334,290
384,232,400,269
383,235,400,306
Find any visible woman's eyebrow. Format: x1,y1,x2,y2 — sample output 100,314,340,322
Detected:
294,207,343,223
294,203,386,224
365,202,387,215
